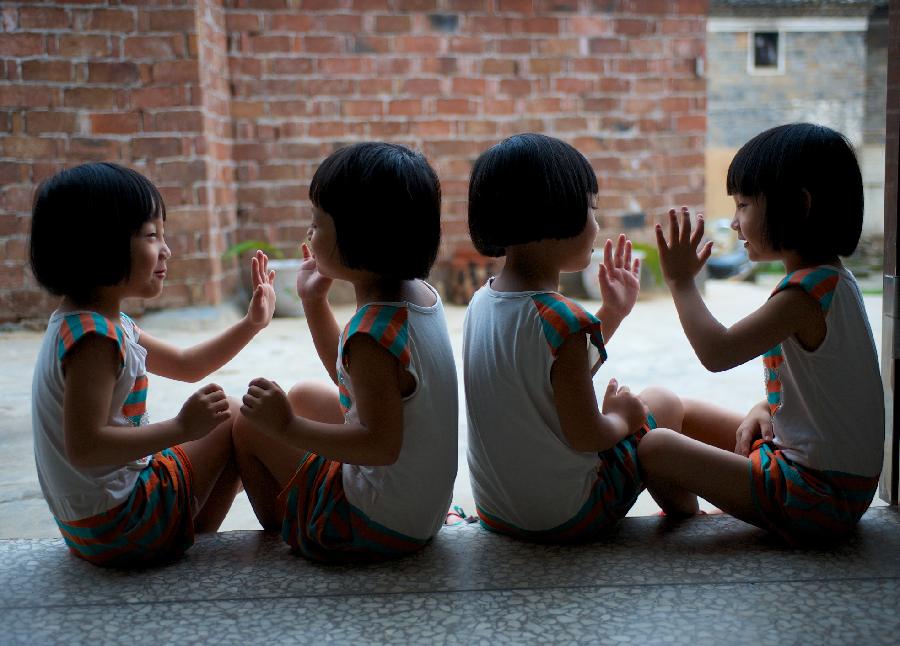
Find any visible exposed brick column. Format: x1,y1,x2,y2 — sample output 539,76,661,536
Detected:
0,1,234,322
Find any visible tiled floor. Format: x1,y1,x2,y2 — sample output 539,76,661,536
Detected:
2,507,899,644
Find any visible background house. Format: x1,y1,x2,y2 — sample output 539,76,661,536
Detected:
706,0,888,247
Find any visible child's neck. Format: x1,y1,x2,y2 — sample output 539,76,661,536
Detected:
352,276,426,307
492,247,561,292
60,291,122,320
782,251,841,274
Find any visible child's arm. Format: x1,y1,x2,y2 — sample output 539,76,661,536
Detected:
593,234,641,343
551,334,647,453
241,335,404,465
656,208,824,372
296,243,341,384
63,335,229,468
142,251,276,382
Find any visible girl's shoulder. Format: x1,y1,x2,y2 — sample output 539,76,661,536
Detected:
528,292,606,360
771,265,843,314
52,310,134,366
343,302,411,368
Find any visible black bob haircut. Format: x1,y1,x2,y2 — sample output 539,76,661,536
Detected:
726,122,863,260
29,162,166,304
468,133,598,257
309,142,442,280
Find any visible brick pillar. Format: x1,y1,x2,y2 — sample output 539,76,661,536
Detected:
0,1,233,322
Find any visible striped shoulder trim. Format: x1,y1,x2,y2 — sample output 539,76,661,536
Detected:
771,266,840,313
57,312,126,366
341,304,410,367
531,293,607,363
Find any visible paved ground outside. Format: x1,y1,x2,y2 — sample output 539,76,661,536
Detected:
0,276,886,538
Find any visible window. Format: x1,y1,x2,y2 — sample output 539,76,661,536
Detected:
748,31,784,75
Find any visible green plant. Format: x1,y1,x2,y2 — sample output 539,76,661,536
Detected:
222,239,284,261
631,242,663,286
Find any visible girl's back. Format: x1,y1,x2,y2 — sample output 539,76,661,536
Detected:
341,285,458,539
464,284,602,532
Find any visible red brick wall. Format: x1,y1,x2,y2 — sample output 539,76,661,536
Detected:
0,0,708,322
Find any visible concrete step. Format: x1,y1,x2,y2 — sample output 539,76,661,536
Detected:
2,507,899,644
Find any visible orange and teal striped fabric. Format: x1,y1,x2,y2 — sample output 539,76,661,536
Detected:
279,452,428,562
763,267,840,415
338,304,410,413
57,312,126,366
477,414,656,543
122,374,149,427
749,440,878,544
531,293,607,363
54,447,195,567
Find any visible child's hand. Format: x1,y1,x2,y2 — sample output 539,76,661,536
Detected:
601,378,647,436
296,243,333,303
734,401,774,456
247,250,277,329
655,207,714,290
240,377,293,436
176,383,231,441
597,234,641,320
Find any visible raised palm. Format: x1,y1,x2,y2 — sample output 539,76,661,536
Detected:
247,250,277,327
296,243,332,301
597,234,641,320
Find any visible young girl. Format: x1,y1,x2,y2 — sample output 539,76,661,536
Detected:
644,123,884,543
234,142,458,562
463,133,673,542
29,162,277,566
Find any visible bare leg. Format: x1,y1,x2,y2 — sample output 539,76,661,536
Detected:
637,386,684,433
178,398,243,533
638,429,764,527
232,381,342,532
681,398,745,452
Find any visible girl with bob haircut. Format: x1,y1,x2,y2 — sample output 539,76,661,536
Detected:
29,162,276,566
463,133,677,542
644,123,883,544
234,142,458,562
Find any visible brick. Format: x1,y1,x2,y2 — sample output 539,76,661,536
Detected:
306,78,354,96
358,78,393,94
342,100,383,117
676,114,705,132
25,111,77,134
395,36,443,54
377,58,412,74
19,7,70,29
302,36,343,54
85,8,136,31
498,0,533,12
124,35,183,59
58,34,110,58
421,57,458,75
320,57,374,75
530,58,564,74
320,14,363,32
226,12,262,32
0,185,33,212
448,36,484,53
250,35,294,54
375,15,411,33
411,120,453,137
483,98,516,114
90,112,142,135
269,14,313,32
153,110,203,132
21,60,72,82
0,34,44,57
436,98,476,114
152,60,199,83
481,58,518,74
569,16,611,35
131,86,187,108
395,0,438,9
131,137,184,158
500,78,532,96
67,137,122,160
389,99,423,116
3,86,55,108
146,9,196,33
537,39,579,55
0,162,26,184
88,62,140,84
461,120,498,136
402,78,441,95
267,57,314,75
452,77,485,95
352,35,392,54
498,38,532,54
589,37,626,54
64,87,116,109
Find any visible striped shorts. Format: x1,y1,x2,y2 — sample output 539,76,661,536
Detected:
477,414,657,543
749,440,879,544
54,446,195,567
278,452,429,563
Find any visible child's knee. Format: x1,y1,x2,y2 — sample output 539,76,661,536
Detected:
638,427,680,467
638,386,683,432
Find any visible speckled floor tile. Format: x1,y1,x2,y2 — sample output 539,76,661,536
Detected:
1,508,898,644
